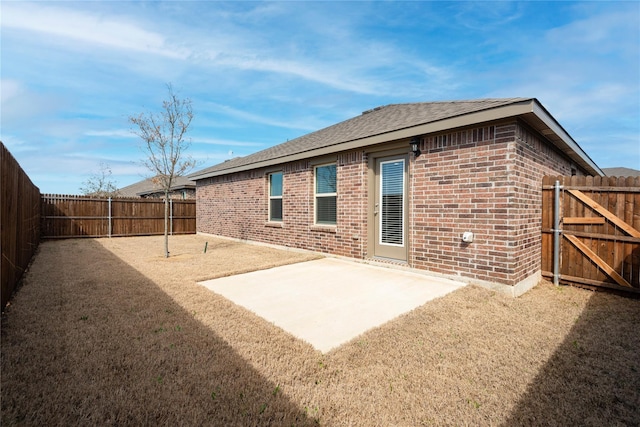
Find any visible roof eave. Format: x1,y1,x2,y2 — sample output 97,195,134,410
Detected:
524,100,603,176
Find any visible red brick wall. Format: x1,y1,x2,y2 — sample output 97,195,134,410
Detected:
408,120,581,286
508,122,584,284
197,119,585,288
409,124,514,283
196,169,269,242
196,156,368,258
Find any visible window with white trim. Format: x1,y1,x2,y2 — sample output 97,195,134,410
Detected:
314,164,336,225
269,172,283,222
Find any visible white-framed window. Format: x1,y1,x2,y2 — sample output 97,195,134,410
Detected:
269,172,283,222
314,164,336,225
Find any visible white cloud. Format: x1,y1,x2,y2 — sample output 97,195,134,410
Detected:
213,55,378,95
84,129,136,139
0,79,22,103
527,83,632,124
1,3,188,59
546,7,639,57
203,102,325,131
488,5,639,120
193,137,263,148
0,135,38,153
183,4,457,98
4,2,456,99
454,2,525,30
577,132,640,169
0,80,64,130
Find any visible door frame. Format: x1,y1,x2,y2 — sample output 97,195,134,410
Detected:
367,147,411,262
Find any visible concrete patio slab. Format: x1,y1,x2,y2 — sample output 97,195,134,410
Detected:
198,258,466,353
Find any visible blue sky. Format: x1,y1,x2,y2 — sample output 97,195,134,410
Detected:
2,1,639,194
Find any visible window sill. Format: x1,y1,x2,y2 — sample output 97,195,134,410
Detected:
265,221,283,228
310,224,337,233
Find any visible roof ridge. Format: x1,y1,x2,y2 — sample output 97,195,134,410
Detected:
360,98,532,115
388,97,532,106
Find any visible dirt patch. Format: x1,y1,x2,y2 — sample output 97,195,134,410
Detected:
2,235,639,425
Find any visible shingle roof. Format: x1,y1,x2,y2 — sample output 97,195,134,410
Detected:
190,97,602,179
190,98,530,179
602,167,640,177
118,176,195,197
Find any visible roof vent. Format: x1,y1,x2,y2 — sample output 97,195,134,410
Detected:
362,105,384,115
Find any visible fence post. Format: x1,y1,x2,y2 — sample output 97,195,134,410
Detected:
108,197,112,238
553,180,561,285
170,198,173,236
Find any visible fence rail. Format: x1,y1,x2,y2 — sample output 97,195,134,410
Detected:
41,195,196,238
542,175,640,294
1,142,41,309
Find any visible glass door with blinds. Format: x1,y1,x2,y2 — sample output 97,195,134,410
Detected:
374,156,408,261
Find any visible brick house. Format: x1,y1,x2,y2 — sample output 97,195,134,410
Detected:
190,98,602,296
118,176,196,199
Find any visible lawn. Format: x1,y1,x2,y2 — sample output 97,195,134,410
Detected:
2,235,639,426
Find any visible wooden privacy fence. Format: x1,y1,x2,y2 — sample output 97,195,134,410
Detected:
1,142,41,309
542,175,640,294
41,195,196,238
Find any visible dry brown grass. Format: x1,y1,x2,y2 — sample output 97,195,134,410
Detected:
2,235,639,426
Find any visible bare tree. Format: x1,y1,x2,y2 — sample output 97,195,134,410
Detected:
129,83,196,258
79,162,120,197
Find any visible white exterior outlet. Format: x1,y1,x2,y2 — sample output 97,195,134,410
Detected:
462,232,474,243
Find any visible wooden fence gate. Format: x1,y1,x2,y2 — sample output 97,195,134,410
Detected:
542,176,640,294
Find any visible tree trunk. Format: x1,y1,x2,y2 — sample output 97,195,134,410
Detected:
164,191,170,258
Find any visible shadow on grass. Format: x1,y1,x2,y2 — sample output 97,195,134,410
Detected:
503,289,640,425
1,239,315,426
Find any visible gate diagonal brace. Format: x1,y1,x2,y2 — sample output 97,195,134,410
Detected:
564,234,632,288
567,189,640,238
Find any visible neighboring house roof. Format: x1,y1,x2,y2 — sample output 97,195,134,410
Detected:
602,167,640,177
118,176,196,197
190,98,603,180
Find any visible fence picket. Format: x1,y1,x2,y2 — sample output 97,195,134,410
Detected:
1,143,40,309
40,195,195,238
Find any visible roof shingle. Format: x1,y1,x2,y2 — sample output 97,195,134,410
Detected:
602,167,640,177
190,98,532,178
118,176,195,197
